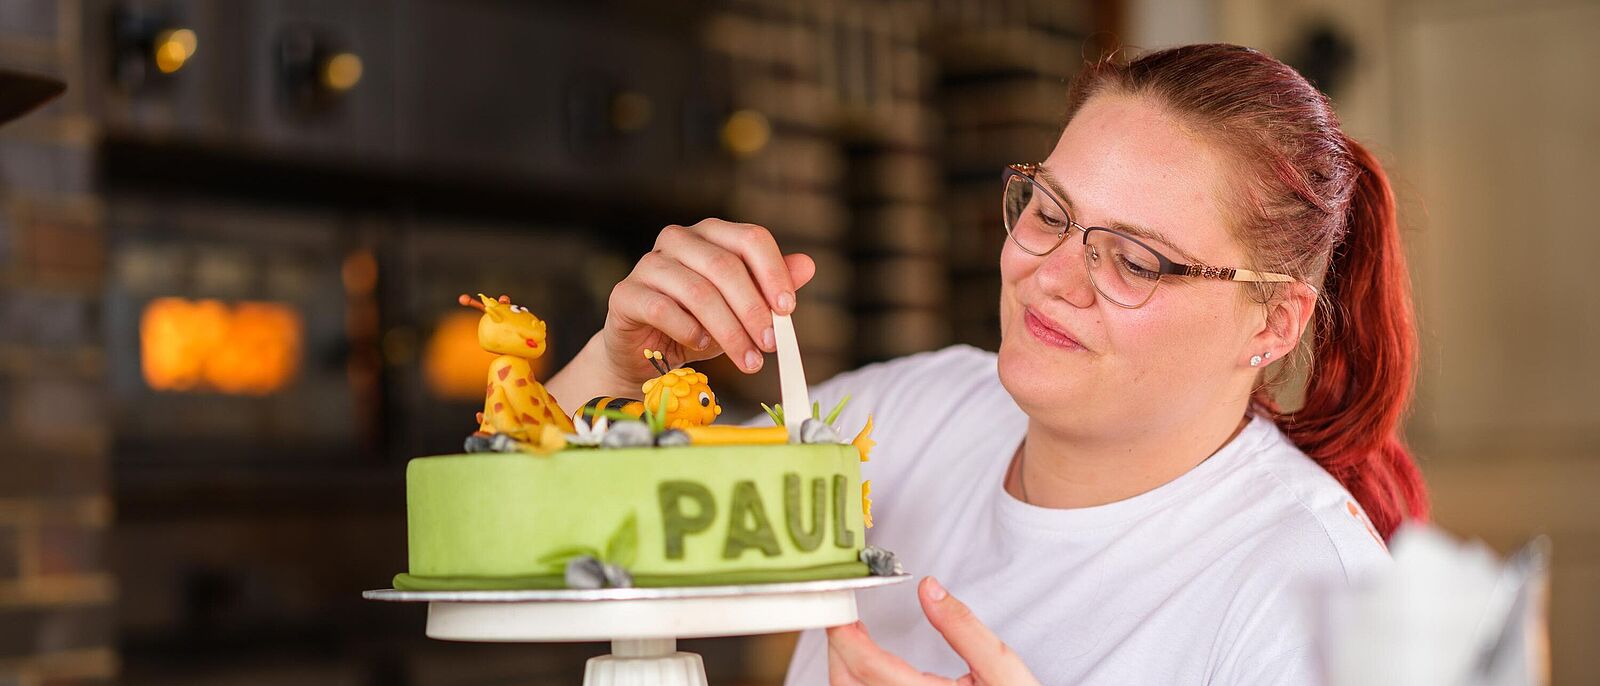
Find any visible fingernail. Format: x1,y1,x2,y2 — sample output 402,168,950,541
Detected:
777,291,795,313
924,577,947,602
696,333,711,350
744,350,763,371
761,327,776,351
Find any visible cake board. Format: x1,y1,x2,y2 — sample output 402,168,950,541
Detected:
365,574,911,685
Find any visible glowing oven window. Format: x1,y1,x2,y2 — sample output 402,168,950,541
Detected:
140,298,303,395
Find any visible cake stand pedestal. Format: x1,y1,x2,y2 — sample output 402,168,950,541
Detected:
364,574,910,686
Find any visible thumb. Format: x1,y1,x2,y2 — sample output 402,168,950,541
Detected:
918,577,1038,686
785,252,816,292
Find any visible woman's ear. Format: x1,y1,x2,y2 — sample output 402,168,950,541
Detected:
1247,282,1317,366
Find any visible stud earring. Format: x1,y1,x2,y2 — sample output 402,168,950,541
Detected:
1250,355,1262,367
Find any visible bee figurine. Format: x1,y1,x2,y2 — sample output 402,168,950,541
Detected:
577,349,721,430
459,293,574,453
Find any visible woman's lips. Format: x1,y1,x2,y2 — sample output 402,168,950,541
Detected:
1024,308,1085,351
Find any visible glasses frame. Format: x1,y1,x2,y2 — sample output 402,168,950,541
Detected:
1001,163,1297,308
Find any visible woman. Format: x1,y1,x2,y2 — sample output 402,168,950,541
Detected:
547,44,1427,684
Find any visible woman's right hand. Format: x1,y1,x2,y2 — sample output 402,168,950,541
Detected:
596,218,815,386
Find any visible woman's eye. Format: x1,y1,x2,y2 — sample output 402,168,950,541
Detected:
1117,254,1160,280
1031,207,1066,228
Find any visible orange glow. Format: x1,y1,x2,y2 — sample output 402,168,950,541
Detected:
321,52,364,92
341,250,378,295
721,109,770,157
153,28,197,74
140,298,301,395
422,311,548,400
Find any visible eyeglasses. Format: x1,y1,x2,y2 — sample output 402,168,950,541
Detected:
1001,163,1296,308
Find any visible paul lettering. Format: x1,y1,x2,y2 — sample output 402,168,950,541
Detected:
657,472,857,560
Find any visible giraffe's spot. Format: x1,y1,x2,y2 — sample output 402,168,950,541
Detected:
494,402,504,412
530,396,543,407
497,366,511,380
521,413,537,424
515,378,528,387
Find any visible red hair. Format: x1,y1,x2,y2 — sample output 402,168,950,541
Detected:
1063,44,1427,540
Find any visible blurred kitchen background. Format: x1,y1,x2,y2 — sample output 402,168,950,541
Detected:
0,0,1594,684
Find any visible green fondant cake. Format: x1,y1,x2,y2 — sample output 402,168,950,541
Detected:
395,443,867,590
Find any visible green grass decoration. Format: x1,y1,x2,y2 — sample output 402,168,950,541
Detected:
761,396,850,427
641,392,669,435
605,513,638,568
585,407,637,422
824,395,851,425
761,402,785,426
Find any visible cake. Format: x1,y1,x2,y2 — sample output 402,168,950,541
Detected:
391,294,887,591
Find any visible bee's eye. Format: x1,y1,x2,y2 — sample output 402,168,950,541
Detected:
698,391,711,407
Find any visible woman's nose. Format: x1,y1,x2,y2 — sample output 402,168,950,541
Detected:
1031,235,1097,307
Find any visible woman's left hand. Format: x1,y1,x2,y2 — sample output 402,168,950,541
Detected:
827,577,1042,685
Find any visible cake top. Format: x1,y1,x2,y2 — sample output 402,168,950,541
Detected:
455,293,874,463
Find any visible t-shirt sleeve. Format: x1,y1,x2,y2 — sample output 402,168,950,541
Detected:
1207,517,1358,685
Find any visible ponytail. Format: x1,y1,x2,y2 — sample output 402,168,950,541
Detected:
1273,138,1428,540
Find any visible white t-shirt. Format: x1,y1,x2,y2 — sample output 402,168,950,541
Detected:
782,345,1390,685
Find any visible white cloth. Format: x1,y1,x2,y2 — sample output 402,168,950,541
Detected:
781,345,1391,685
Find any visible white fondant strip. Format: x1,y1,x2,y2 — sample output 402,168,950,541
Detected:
771,312,810,444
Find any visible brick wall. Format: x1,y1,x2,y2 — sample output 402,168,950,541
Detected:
0,0,116,684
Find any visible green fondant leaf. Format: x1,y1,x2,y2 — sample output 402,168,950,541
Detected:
824,395,851,426
760,402,784,426
812,400,821,420
536,545,602,569
606,512,639,568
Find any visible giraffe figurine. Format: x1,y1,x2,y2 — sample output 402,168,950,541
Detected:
458,293,574,453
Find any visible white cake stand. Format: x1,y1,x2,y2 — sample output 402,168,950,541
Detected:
364,574,910,685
